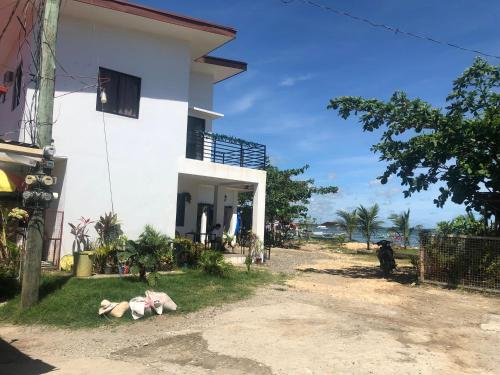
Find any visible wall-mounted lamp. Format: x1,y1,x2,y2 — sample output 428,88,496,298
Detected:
100,88,107,104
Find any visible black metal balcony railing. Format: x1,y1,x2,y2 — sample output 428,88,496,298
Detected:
186,131,266,170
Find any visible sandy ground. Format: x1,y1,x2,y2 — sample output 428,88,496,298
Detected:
1,248,499,375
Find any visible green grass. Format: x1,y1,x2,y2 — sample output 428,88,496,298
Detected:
0,268,282,328
393,247,419,257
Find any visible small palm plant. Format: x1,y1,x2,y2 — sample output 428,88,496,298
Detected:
120,225,170,282
335,209,358,241
388,209,411,249
357,204,383,250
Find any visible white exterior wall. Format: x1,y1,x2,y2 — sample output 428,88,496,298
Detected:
49,16,192,254
188,72,214,131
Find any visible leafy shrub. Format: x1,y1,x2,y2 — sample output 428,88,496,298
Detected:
199,250,233,277
159,245,175,271
409,255,420,282
436,213,487,236
119,225,170,280
68,217,94,253
332,234,346,245
95,212,123,246
1,208,23,281
172,238,203,267
92,213,125,273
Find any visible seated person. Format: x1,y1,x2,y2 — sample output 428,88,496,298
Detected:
210,224,223,250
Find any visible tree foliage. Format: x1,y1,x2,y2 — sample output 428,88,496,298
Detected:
436,213,486,236
357,204,383,250
241,162,338,224
336,209,357,241
328,58,500,216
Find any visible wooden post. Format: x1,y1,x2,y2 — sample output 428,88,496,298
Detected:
419,233,425,283
21,0,61,309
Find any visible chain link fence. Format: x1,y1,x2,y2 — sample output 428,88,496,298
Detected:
419,232,500,292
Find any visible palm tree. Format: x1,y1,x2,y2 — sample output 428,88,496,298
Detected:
357,204,383,250
388,209,411,249
336,209,358,241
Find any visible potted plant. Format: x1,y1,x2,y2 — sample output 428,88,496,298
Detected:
68,217,94,277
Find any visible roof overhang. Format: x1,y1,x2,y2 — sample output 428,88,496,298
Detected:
63,0,237,59
192,56,247,84
189,107,224,120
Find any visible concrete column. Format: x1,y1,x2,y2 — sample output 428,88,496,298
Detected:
251,180,266,240
229,205,238,247
214,186,225,227
229,205,237,235
213,185,219,226
200,208,207,244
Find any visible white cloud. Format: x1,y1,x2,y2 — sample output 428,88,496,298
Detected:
279,73,314,87
328,172,337,180
225,90,264,114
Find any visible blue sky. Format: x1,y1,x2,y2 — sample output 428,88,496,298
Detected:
143,0,500,226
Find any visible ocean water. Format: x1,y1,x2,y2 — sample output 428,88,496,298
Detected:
308,225,422,247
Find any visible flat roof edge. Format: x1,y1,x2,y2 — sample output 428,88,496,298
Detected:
195,56,247,71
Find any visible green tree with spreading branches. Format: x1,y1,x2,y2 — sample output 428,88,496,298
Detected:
328,58,499,232
240,162,338,234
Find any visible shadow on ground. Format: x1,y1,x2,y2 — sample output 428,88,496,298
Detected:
0,338,56,375
300,265,417,285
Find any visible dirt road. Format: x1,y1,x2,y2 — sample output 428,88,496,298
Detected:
1,248,499,374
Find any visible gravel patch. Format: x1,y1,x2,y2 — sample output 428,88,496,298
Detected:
259,247,334,274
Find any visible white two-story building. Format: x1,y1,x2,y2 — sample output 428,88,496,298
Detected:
0,0,266,265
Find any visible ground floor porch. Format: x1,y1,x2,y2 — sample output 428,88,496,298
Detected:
0,143,267,266
176,158,267,247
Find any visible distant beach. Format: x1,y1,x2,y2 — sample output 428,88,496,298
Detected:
306,225,426,247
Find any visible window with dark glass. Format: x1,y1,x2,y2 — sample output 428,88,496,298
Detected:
176,194,186,226
186,116,206,160
96,67,141,119
11,63,22,110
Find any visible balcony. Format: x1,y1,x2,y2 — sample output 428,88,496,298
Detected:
186,131,266,170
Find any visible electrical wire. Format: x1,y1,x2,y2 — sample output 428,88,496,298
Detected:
279,0,500,60
100,98,115,214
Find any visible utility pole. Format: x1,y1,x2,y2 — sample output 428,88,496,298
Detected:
21,0,61,309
